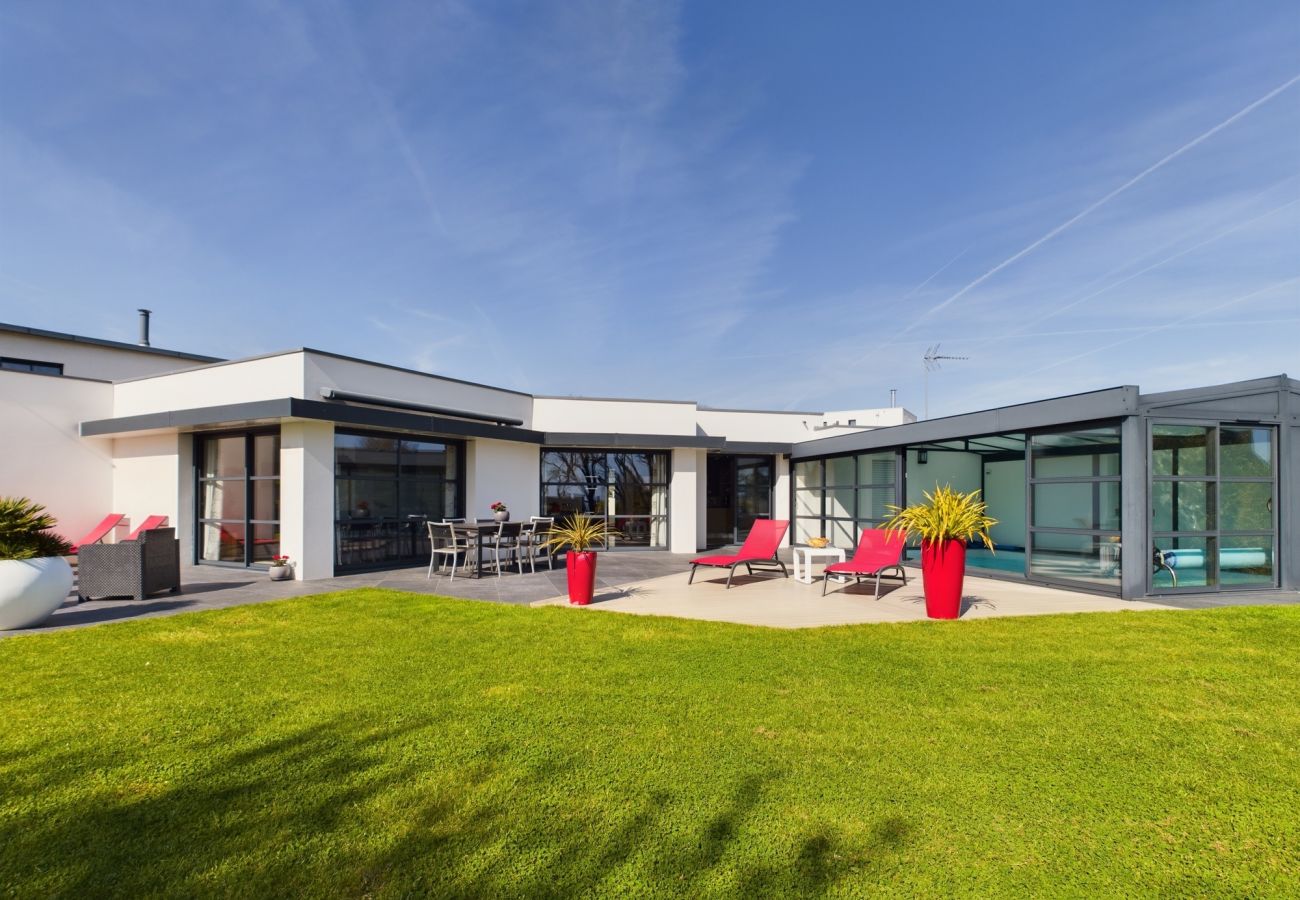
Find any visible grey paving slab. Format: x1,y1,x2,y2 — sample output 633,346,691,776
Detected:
1,551,698,636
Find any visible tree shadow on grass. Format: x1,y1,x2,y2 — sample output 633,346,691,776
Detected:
3,723,910,898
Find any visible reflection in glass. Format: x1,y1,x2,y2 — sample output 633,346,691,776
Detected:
203,436,245,478
826,457,855,486
794,461,821,489
253,434,280,476
1152,425,1212,476
252,480,279,521
1219,535,1274,586
1033,482,1120,530
795,490,821,517
1219,427,1272,477
1029,532,1121,587
334,434,399,477
250,524,279,562
201,521,246,563
856,488,893,522
1219,482,1272,532
1153,536,1214,589
1152,481,1214,533
202,480,245,520
857,452,894,486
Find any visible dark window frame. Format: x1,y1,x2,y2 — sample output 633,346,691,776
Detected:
539,449,671,550
0,356,63,376
194,428,281,569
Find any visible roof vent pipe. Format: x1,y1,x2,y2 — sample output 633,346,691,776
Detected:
137,309,152,347
889,388,897,408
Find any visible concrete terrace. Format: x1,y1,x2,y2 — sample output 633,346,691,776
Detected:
6,549,1297,637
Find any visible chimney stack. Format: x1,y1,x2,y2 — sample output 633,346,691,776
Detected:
137,309,152,347
889,388,897,408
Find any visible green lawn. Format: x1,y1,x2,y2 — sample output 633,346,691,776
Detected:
2,593,1298,898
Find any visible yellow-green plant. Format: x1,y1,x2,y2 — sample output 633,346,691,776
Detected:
0,497,74,561
539,514,622,553
882,484,997,550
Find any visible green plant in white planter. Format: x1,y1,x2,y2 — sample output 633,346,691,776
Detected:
0,497,74,630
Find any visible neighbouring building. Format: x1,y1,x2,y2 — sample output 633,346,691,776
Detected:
2,319,1295,601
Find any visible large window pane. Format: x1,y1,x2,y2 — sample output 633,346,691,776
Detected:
1220,482,1272,532
251,479,279,521
250,524,280,563
400,440,452,478
336,479,397,519
856,488,894,522
1033,482,1120,531
1032,427,1121,478
826,488,853,519
253,434,280,477
795,490,822,517
1153,536,1215,590
1219,427,1272,477
1220,535,1274,586
201,479,245,520
1152,481,1214,533
1029,532,1120,587
1152,425,1212,476
857,452,895,486
200,521,246,563
825,457,855,486
202,436,245,478
335,435,398,477
794,461,821,489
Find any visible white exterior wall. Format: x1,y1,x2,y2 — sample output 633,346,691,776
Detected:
467,440,540,521
0,331,212,381
112,354,308,417
670,448,698,554
112,433,182,538
306,354,533,428
281,420,335,580
0,370,115,543
697,409,812,443
533,398,697,435
694,450,708,552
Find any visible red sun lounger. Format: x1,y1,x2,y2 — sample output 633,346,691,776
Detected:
124,515,169,542
689,518,790,588
70,513,125,552
823,528,908,598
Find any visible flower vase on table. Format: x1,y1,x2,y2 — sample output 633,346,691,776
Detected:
490,501,510,523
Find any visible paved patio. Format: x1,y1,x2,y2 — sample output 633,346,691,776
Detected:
2,551,697,635
5,550,1296,636
532,567,1186,628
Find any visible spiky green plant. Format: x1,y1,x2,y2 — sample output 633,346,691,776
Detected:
538,514,622,553
882,484,997,551
0,497,74,561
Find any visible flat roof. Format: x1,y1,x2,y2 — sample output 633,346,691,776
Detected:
0,321,223,363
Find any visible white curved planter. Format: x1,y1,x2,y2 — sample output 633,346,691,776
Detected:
0,557,74,630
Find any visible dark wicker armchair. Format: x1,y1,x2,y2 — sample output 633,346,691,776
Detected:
78,527,181,602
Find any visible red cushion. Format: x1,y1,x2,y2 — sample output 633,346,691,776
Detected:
825,557,896,574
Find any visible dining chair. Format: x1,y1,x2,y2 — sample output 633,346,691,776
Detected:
477,522,508,577
524,516,555,573
427,521,472,580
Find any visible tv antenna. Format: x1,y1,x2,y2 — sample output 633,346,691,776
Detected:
923,344,968,419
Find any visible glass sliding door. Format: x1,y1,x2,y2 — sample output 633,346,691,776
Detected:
1151,423,1277,591
334,431,463,571
197,431,281,566
540,450,670,548
792,451,897,549
1027,425,1122,590
706,455,774,546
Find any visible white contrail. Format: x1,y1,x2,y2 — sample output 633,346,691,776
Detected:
898,247,971,302
1019,275,1300,376
900,71,1300,334
996,193,1300,338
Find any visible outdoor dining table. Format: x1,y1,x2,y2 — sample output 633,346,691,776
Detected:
459,520,525,578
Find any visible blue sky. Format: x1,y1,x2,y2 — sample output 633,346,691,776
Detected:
2,1,1297,416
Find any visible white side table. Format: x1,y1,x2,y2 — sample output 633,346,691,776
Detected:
792,545,846,584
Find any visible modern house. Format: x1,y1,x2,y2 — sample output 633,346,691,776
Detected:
2,319,1295,601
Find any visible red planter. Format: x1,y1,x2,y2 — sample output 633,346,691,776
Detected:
567,550,598,605
920,539,966,619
